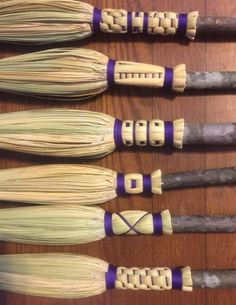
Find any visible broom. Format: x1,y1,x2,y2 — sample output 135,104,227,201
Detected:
0,108,236,157
0,1,235,44
0,48,235,101
0,253,235,298
0,205,236,245
0,164,235,205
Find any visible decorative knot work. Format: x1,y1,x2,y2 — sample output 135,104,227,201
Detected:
104,210,173,236
114,119,184,148
116,170,162,195
93,9,198,39
111,266,193,291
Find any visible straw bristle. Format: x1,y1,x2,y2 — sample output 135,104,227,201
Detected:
0,48,109,100
0,205,105,245
0,253,108,298
0,109,115,157
0,0,94,44
0,164,117,205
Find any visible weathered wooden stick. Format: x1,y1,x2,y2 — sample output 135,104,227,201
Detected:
0,206,235,246
197,17,236,37
162,167,236,191
0,165,235,206
0,1,234,44
0,48,235,102
1,109,236,158
0,253,235,299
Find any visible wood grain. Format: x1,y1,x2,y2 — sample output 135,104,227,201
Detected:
0,0,235,304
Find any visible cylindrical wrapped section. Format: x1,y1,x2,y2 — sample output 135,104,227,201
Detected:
172,216,236,233
192,271,236,289
196,17,236,37
186,72,236,90
162,167,236,191
183,123,236,145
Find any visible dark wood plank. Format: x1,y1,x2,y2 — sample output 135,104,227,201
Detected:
0,0,235,304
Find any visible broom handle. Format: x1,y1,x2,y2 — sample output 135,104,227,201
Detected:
161,167,236,191
197,17,236,36
172,216,236,233
192,271,236,288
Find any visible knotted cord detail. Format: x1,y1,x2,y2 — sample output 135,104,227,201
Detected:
95,10,198,40
114,119,184,148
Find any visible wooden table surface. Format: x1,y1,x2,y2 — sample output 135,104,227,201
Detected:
0,0,236,304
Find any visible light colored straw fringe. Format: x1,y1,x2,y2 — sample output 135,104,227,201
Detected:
0,205,172,245
0,108,115,158
0,253,192,298
0,164,162,205
0,0,94,44
0,48,185,100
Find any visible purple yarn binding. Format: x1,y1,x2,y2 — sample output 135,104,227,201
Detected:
143,175,152,194
143,13,149,33
172,268,183,290
107,59,116,87
104,212,113,236
177,14,188,36
164,121,174,146
92,8,102,33
114,120,123,148
127,12,132,32
106,264,118,290
153,213,163,234
116,173,126,196
163,68,174,90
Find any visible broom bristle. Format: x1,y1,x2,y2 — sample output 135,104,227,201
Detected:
0,253,108,298
0,48,109,100
0,205,105,245
0,108,115,157
0,164,117,205
0,0,94,44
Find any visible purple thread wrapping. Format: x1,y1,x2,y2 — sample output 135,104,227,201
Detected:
127,12,132,32
153,213,163,234
143,13,149,33
116,212,140,234
143,175,152,194
172,268,183,290
131,180,137,188
107,59,116,87
92,8,102,33
177,14,188,36
164,121,174,146
104,212,113,236
116,173,126,196
114,120,123,148
106,264,118,290
163,68,174,90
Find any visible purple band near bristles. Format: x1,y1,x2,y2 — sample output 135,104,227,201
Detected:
116,173,125,196
172,268,183,290
143,175,152,194
127,12,132,32
164,121,174,146
153,213,163,234
163,68,174,90
92,8,102,33
106,264,117,290
114,119,123,148
143,13,149,33
104,212,113,236
107,59,116,87
177,14,188,36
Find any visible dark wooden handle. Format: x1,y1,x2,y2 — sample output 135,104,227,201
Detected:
183,123,236,145
186,72,236,90
192,270,236,288
197,17,236,37
172,216,236,233
162,167,236,191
